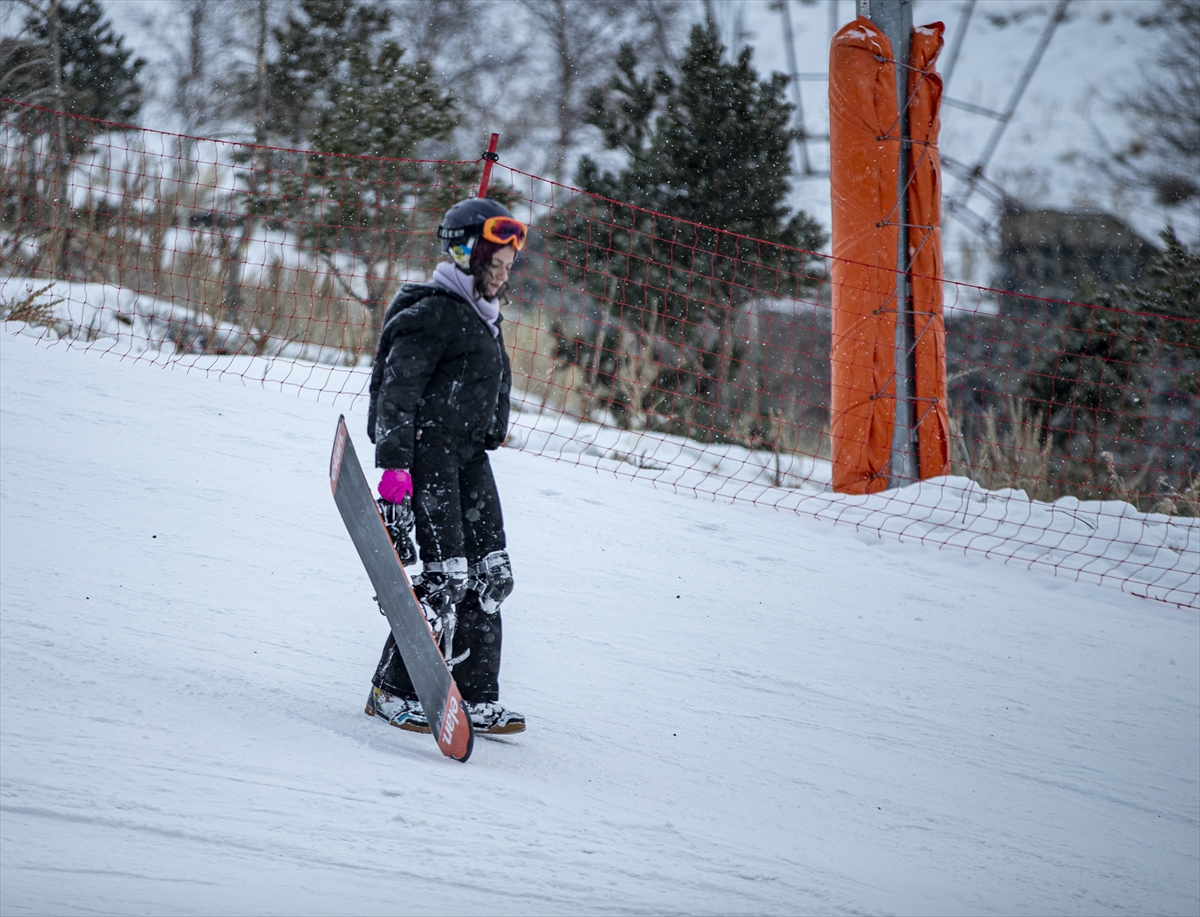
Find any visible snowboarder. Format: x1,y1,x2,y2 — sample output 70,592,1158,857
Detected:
364,198,527,736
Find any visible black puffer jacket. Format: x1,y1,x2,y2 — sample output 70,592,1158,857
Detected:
368,283,511,470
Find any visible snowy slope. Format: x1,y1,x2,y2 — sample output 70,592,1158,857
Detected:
6,275,1197,606
1,330,1198,915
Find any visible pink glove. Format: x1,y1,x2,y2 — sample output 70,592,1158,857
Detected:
378,468,413,504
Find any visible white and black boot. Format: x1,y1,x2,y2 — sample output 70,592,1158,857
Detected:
365,686,430,733
466,701,525,735
413,557,470,666
469,550,514,614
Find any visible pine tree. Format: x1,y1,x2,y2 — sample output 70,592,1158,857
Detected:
0,0,145,278
1026,229,1199,503
260,0,456,158
1134,228,1200,328
1,0,145,124
252,0,458,332
552,23,826,440
578,25,823,248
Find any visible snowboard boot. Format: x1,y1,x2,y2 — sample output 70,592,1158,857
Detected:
413,558,470,667
365,686,430,733
469,550,514,614
466,701,525,735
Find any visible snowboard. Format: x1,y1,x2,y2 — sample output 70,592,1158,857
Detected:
329,415,474,762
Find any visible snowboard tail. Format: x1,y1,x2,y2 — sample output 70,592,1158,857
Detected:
330,416,473,762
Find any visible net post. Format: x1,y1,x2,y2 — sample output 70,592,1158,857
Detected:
863,0,918,487
478,132,500,198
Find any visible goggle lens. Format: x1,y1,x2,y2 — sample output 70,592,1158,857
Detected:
482,216,528,250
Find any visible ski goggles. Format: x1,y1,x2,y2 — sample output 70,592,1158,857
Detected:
480,216,528,251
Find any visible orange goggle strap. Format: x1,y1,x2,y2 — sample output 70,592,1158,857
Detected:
480,216,528,250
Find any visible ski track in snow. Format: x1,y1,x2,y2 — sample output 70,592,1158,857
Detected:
1,330,1198,915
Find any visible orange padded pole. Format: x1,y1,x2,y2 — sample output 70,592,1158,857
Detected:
907,23,951,480
828,17,900,494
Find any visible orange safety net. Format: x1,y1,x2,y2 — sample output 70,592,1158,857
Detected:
828,17,900,495
907,22,951,480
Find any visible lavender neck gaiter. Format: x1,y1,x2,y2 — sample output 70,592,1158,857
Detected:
432,261,501,337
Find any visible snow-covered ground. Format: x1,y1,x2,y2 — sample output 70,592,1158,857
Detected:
0,277,370,370
2,328,1198,914
7,276,1197,608
507,402,1199,608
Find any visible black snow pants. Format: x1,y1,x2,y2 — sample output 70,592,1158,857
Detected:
373,447,506,705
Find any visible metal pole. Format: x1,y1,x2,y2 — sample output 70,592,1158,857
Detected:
48,0,70,279
940,0,975,93
477,132,500,198
945,0,1068,224
778,0,812,175
862,0,917,487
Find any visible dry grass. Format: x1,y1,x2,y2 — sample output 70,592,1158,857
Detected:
505,306,575,411
952,397,1199,516
504,306,829,488
1099,450,1157,506
1150,476,1200,517
953,397,1055,502
612,315,662,433
2,142,394,360
1,283,61,325
0,283,72,337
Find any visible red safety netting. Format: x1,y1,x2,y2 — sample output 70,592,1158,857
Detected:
3,102,1197,606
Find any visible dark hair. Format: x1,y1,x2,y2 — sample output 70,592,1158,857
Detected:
469,237,515,300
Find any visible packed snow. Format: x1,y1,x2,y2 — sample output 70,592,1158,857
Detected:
507,406,1199,608
1,323,1198,914
0,277,369,370
6,276,1197,610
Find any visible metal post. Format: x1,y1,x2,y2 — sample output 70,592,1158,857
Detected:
778,0,812,175
947,0,1069,219
940,0,976,93
862,0,917,487
477,132,500,198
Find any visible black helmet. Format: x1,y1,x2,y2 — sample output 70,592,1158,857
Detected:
437,198,518,270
